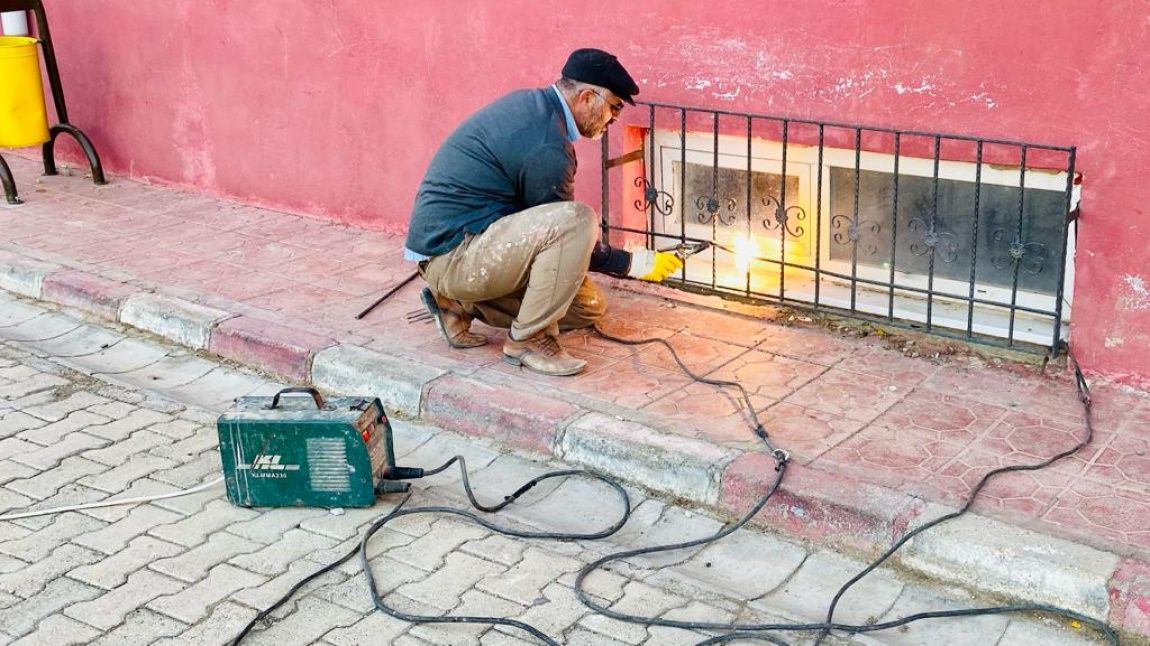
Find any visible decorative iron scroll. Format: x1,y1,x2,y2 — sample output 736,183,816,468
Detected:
991,229,1047,274
830,214,881,256
696,195,737,225
907,217,959,264
760,195,806,238
634,177,674,216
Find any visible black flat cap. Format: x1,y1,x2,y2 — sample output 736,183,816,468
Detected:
561,48,639,105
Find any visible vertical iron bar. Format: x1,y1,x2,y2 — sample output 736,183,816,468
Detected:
746,115,753,297
1007,146,1029,345
779,120,789,301
647,104,656,249
712,112,720,289
887,133,901,320
1050,147,1077,356
926,136,941,332
815,125,824,306
965,141,984,339
600,130,609,244
679,109,687,281
850,129,862,312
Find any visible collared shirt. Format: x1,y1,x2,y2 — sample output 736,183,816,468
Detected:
552,84,581,144
404,86,581,263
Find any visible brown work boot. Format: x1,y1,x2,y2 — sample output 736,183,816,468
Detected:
503,331,586,376
420,288,487,349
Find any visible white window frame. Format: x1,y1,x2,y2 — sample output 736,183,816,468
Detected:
650,129,1077,345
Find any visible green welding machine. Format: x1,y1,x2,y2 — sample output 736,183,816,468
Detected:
217,387,407,508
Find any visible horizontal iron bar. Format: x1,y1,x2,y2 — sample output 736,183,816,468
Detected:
635,101,1075,153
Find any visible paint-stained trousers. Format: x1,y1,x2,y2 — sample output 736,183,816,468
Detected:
419,201,607,340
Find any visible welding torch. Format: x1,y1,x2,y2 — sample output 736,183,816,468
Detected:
659,241,712,260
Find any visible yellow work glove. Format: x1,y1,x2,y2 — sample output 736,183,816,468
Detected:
626,249,684,282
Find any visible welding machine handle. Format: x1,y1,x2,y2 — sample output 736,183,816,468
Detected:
268,387,326,410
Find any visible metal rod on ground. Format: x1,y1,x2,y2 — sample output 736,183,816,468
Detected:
355,270,420,320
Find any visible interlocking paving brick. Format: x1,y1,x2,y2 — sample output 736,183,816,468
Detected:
459,535,528,567
145,417,203,440
70,535,185,590
321,610,411,646
225,506,328,544
230,558,348,610
0,373,68,400
388,519,487,572
65,568,185,630
241,596,361,646
507,581,589,639
0,411,44,440
17,411,112,447
83,429,168,466
86,608,187,646
229,528,339,577
410,589,525,646
149,451,220,488
151,531,261,583
5,614,101,646
0,543,101,598
83,409,172,442
22,392,111,423
147,564,266,624
0,512,106,561
147,424,216,461
0,437,37,461
0,577,101,637
149,499,259,548
72,505,183,555
581,580,689,645
10,431,108,470
151,601,257,646
0,459,36,485
476,547,583,606
313,558,424,613
396,552,506,612
79,454,177,493
299,504,405,541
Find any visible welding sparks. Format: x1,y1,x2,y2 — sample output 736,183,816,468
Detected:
732,234,760,275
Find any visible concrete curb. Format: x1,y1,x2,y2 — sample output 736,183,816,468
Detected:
0,249,1145,642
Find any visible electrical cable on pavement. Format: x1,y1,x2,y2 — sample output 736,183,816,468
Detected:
229,319,1118,645
185,273,1115,644
0,476,224,521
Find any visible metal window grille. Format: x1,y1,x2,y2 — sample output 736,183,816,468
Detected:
600,102,1079,357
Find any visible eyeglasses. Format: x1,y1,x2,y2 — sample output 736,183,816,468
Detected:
589,89,624,117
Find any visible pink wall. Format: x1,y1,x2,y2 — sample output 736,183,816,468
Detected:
17,0,1150,388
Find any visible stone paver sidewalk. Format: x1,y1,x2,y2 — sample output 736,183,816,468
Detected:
1,156,1148,640
0,298,1108,645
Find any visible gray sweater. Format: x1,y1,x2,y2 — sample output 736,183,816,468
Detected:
406,88,630,275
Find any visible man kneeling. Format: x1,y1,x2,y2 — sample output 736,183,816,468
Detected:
404,48,681,377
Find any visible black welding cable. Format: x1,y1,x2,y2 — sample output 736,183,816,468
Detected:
230,456,632,645
809,351,1114,644
358,456,632,645
583,328,1119,645
225,493,413,646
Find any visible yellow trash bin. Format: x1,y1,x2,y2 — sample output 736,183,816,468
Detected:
0,36,50,147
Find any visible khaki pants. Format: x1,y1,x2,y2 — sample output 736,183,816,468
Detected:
420,201,605,339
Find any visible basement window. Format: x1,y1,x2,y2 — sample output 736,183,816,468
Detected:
630,122,1079,351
